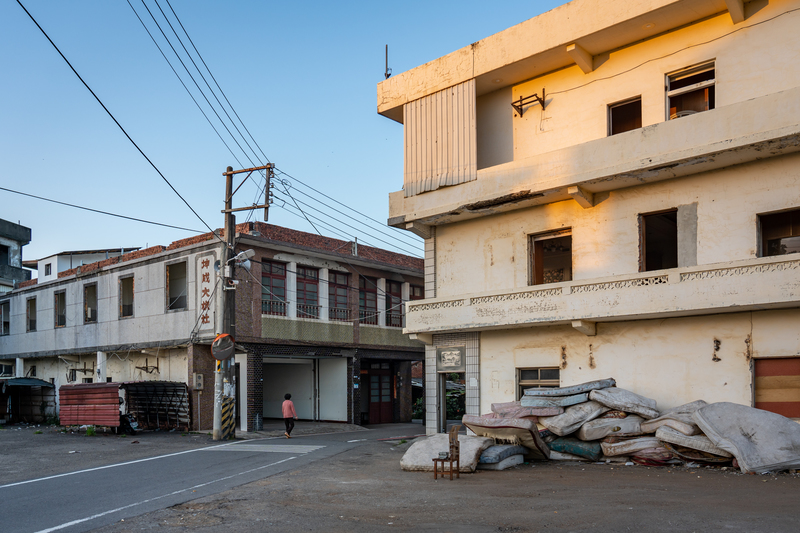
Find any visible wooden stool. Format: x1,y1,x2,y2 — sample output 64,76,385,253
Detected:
433,425,461,480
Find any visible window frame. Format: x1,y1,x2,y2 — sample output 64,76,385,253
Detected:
359,276,378,325
528,228,573,286
83,283,98,324
758,207,800,258
44,263,52,276
666,62,715,120
119,275,134,319
54,290,66,328
0,300,9,336
639,208,679,272
165,260,188,312
261,260,287,316
26,297,37,332
328,271,351,321
517,367,561,400
608,96,642,136
296,265,320,319
385,280,403,328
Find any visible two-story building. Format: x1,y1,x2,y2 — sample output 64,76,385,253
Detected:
379,0,800,434
0,222,424,430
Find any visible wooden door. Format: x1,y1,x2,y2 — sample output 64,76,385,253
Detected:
369,372,393,424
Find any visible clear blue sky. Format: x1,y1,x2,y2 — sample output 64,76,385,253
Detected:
1,0,562,263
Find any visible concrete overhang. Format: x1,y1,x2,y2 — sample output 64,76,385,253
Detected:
389,86,800,228
378,0,757,122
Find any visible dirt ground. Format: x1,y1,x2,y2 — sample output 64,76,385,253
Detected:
89,436,800,533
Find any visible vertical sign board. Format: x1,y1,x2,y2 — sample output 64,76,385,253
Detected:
436,346,466,373
196,251,218,334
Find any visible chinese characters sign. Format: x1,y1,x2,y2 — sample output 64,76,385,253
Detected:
196,251,217,333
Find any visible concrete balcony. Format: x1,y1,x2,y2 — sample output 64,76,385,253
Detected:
404,254,800,335
390,86,800,230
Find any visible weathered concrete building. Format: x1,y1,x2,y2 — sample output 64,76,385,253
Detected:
0,218,31,296
0,222,423,429
379,0,800,434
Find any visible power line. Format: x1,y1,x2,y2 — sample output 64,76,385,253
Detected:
0,186,202,233
15,0,218,238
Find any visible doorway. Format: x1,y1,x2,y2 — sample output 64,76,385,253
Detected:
365,361,393,424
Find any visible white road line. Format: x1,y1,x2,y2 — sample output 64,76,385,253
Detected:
204,444,324,453
0,441,244,489
347,439,367,443
33,457,296,533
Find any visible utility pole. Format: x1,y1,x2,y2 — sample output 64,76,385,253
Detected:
213,163,274,440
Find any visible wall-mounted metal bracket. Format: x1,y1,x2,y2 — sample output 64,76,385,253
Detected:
511,89,546,116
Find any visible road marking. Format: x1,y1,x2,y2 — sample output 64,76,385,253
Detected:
32,456,297,533
347,439,367,442
203,444,325,454
0,441,247,489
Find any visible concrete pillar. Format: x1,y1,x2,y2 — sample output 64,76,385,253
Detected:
377,278,386,326
15,358,24,378
97,351,107,382
401,282,410,328
287,261,297,319
319,268,329,320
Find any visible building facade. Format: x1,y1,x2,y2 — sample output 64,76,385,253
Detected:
379,0,800,434
0,218,31,296
0,222,423,430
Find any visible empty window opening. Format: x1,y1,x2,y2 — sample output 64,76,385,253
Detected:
0,245,9,265
385,280,403,327
84,284,97,323
28,365,36,377
44,263,52,276
517,367,560,400
296,266,319,319
26,297,36,331
667,63,715,120
55,291,66,327
82,377,93,384
0,364,13,377
0,300,9,336
261,260,286,316
760,208,800,257
359,277,378,325
166,262,187,310
609,98,642,135
641,210,678,271
328,272,350,321
120,277,134,318
68,369,77,382
530,230,572,285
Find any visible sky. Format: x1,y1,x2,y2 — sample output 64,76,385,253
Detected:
1,0,563,263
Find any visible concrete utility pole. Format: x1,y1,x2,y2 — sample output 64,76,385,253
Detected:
213,163,274,440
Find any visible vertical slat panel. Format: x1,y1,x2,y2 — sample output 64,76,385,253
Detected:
403,79,476,197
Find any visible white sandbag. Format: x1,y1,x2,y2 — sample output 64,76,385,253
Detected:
539,401,610,436
601,437,662,456
577,415,644,441
477,454,524,470
589,387,659,419
549,451,587,461
400,434,494,472
640,400,706,435
655,426,732,458
693,402,800,473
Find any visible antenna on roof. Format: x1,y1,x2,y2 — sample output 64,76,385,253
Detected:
385,45,392,79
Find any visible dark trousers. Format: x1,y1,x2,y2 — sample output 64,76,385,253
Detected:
284,417,295,435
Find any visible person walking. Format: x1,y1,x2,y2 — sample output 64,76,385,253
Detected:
282,393,297,438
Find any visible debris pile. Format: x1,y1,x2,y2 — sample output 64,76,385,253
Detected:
461,378,800,474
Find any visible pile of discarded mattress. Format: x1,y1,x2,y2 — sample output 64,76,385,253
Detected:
460,378,800,474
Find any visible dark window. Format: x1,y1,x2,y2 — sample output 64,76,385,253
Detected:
26,298,36,331
410,285,424,300
0,364,13,377
518,367,560,400
45,263,52,276
54,291,66,327
28,365,36,377
120,277,134,318
530,230,572,285
261,260,286,316
328,272,350,321
0,245,8,265
667,63,715,119
296,266,319,319
84,284,97,323
641,210,678,271
385,280,403,327
760,208,800,257
0,300,9,336
166,262,188,310
609,98,642,135
359,276,378,325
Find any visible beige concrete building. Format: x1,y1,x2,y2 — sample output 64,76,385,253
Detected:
379,0,800,434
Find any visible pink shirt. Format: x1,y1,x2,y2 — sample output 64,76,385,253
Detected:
282,399,297,418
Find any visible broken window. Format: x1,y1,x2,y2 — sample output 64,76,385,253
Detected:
667,63,715,120
0,364,13,377
359,276,378,325
608,97,642,135
641,210,678,271
0,300,9,336
529,230,572,285
261,260,286,316
328,272,350,321
517,367,560,400
119,276,134,318
385,280,403,327
296,266,319,319
166,262,187,311
84,284,97,323
54,291,66,327
26,297,36,331
760,208,800,257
